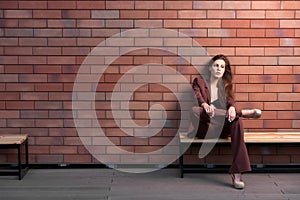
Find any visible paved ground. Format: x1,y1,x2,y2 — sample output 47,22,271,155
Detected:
0,168,299,200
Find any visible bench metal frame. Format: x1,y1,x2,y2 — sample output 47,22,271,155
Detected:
0,136,29,180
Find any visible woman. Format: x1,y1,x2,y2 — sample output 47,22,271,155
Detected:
187,54,261,189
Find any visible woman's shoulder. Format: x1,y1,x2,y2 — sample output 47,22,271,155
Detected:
193,76,207,86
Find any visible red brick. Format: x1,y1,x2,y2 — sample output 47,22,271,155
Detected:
33,47,61,56
36,155,64,163
193,1,222,9
282,1,300,10
48,20,76,28
63,10,90,19
164,20,192,28
19,74,47,82
264,120,292,129
35,83,63,91
251,20,280,28
7,119,35,127
0,1,18,9
207,10,235,19
0,110,19,118
19,19,47,28
222,38,250,46
265,84,292,93
249,57,278,65
33,10,62,18
50,146,77,154
208,29,236,37
265,47,293,56
264,66,293,74
4,47,32,55
279,57,300,65
35,101,63,110
236,47,264,56
6,101,34,109
165,1,192,9
30,146,50,154
48,1,76,9
278,93,300,102
0,92,18,102
5,10,32,18
34,65,62,73
35,119,64,128
264,102,292,110
194,20,221,28
64,155,92,163
77,19,105,28
249,75,277,84
135,1,164,9
251,38,279,47
21,92,48,100
0,74,18,82
266,11,295,19
281,38,300,46
19,38,47,46
252,1,281,10
237,29,265,38
107,1,135,9
178,10,206,19
20,110,48,119
237,10,265,19
222,20,250,28
0,38,18,46
6,83,34,91
49,128,77,137
0,56,18,64
19,56,47,64
121,10,149,19
277,111,300,120
19,1,47,9
249,93,277,101
77,1,105,9
47,56,76,65
235,84,264,93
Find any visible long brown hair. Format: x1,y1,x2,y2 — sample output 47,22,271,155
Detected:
209,54,234,100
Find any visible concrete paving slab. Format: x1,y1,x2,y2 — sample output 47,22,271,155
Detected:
0,168,299,200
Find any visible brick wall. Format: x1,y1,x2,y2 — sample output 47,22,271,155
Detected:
1,1,300,165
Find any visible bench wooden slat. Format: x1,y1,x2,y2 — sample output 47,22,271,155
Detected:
0,134,28,145
179,132,300,144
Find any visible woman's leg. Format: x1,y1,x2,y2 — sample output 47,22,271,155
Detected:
222,117,251,173
187,106,209,138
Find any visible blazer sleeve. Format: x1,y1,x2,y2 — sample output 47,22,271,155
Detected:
192,78,208,106
227,97,236,109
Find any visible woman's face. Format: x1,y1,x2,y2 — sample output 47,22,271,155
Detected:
210,59,226,79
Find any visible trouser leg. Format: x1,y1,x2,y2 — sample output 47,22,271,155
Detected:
223,118,251,173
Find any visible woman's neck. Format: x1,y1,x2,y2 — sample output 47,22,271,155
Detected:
210,76,219,87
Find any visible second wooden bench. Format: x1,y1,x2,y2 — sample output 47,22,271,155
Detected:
179,132,300,178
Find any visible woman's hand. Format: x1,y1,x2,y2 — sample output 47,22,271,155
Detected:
202,103,215,118
227,106,236,122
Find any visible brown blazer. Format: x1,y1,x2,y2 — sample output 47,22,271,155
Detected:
192,77,235,110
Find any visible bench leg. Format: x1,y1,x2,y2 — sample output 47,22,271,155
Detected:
17,139,29,180
25,139,29,168
179,143,184,178
180,154,184,178
17,145,22,180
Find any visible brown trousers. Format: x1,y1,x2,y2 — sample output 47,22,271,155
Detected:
187,106,251,173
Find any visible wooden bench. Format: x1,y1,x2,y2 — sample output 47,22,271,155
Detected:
0,134,29,180
179,132,300,178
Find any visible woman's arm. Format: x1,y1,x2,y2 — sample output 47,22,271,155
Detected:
192,78,207,106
